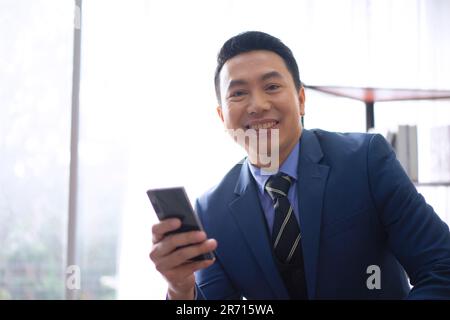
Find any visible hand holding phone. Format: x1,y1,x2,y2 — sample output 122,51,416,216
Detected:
147,187,215,261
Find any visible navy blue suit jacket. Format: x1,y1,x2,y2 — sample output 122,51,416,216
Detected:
194,129,450,299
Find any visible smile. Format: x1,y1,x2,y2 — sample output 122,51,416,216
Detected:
246,121,279,130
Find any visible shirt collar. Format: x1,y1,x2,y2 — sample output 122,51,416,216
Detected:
248,140,300,196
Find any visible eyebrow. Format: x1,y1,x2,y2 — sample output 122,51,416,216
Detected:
227,71,284,91
261,71,283,82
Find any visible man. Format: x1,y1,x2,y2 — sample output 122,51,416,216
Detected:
150,31,450,299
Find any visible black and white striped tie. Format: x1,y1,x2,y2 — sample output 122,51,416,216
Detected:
265,174,301,264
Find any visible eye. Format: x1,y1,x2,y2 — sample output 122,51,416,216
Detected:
266,84,281,91
229,90,247,98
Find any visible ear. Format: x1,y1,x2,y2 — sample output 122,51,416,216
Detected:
298,86,305,116
216,106,224,123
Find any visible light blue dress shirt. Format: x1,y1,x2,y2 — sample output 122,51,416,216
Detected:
247,141,300,235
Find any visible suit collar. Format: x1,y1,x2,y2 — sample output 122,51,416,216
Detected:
299,129,324,164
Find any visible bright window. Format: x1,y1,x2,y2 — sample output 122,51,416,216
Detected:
0,0,74,299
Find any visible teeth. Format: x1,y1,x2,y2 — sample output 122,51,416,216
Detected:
249,121,277,130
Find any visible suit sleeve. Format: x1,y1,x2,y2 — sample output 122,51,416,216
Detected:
368,134,450,299
193,199,242,300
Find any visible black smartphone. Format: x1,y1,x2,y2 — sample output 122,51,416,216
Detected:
147,186,214,261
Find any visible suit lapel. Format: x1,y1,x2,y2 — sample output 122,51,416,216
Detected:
297,130,329,299
229,161,289,299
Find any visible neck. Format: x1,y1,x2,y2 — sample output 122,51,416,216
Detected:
249,129,302,170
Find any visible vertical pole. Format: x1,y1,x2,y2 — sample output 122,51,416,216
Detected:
66,0,82,300
366,101,374,132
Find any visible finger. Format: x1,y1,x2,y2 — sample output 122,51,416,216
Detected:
151,230,207,262
155,239,217,272
152,219,181,243
181,257,215,275
156,230,207,257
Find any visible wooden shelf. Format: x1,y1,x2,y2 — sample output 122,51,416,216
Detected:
305,85,450,131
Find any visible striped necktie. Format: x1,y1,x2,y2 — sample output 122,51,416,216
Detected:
265,174,302,264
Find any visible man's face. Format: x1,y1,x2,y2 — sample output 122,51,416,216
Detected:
217,50,305,166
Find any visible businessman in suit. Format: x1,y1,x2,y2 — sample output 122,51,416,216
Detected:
150,31,450,299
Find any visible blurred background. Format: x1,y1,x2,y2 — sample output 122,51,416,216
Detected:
0,0,449,299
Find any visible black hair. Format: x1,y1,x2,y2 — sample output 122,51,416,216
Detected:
214,31,302,104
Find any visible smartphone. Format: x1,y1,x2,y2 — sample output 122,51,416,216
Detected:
147,186,214,261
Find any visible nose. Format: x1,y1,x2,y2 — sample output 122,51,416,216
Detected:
247,91,271,115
